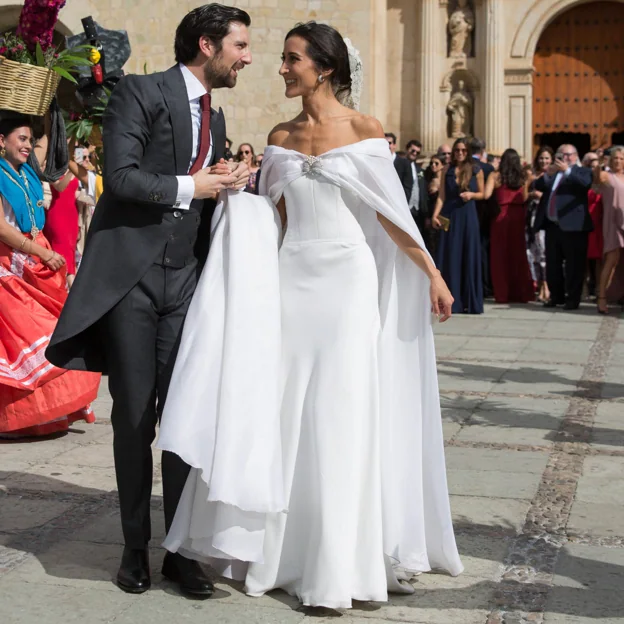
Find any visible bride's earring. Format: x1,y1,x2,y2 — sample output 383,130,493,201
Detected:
318,74,324,84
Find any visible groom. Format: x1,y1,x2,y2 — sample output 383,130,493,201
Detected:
47,4,252,597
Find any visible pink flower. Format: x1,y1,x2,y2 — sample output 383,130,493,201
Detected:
16,0,66,51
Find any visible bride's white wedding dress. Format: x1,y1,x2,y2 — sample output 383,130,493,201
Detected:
157,138,463,609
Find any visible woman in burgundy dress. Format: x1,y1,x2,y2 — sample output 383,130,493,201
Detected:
484,148,534,304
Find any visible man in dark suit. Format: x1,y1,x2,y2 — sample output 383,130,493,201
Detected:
386,132,413,200
405,139,429,236
470,137,495,297
534,144,592,309
46,4,252,596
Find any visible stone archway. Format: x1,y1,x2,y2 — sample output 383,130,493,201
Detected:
532,1,624,152
511,0,624,60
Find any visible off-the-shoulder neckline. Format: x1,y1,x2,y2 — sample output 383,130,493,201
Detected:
264,138,388,158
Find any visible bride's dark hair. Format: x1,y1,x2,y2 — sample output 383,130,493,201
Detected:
285,21,352,103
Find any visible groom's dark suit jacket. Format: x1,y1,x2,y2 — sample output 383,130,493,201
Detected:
47,65,226,373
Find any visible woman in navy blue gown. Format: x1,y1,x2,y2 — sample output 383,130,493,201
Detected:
432,138,484,314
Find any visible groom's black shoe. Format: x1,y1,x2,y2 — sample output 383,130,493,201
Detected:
162,552,214,598
117,546,151,593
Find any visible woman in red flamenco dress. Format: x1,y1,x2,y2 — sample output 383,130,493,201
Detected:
0,114,101,438
484,148,535,304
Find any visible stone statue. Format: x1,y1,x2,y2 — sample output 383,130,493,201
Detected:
447,80,473,138
448,0,475,58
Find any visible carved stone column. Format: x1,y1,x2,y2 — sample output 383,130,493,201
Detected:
483,0,505,153
417,0,440,152
370,0,388,125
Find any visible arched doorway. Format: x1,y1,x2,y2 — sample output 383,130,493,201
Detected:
533,1,624,155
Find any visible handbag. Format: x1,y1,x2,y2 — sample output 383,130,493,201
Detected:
438,215,450,232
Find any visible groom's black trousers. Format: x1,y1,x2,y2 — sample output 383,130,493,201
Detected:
102,261,198,549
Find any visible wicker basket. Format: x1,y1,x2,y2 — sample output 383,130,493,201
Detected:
0,56,61,116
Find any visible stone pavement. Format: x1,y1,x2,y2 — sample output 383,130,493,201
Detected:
1,302,623,624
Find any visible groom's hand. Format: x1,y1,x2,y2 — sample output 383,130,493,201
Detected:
192,167,238,199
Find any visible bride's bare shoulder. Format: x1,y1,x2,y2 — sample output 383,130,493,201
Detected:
268,120,299,147
349,114,385,141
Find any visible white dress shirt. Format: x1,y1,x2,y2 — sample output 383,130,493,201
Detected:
175,63,214,210
409,161,420,209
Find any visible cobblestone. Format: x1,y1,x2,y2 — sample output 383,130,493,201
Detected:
1,303,623,624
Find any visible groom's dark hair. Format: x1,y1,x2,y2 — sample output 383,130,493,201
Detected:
174,3,251,64
285,22,352,104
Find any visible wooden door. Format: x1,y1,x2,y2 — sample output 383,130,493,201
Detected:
533,1,624,152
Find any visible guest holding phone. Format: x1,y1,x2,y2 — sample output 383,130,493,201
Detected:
533,144,592,310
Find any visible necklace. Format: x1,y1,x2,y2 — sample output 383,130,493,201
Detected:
0,166,42,238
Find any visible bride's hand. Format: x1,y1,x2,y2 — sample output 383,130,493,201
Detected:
229,161,250,190
430,272,453,322
210,161,232,176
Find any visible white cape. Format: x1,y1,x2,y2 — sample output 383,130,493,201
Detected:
157,138,462,578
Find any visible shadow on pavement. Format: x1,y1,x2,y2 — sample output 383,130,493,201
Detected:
1,472,623,619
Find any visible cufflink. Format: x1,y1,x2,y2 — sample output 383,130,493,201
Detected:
174,200,181,208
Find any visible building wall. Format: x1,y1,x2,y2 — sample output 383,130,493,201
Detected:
2,0,623,159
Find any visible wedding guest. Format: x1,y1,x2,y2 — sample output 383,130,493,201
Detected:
236,142,260,193
386,132,412,201
424,154,444,255
593,146,624,314
533,144,592,310
43,170,80,287
487,153,501,171
582,152,604,300
484,148,534,304
470,137,495,298
0,113,100,437
437,143,452,165
527,146,553,302
432,138,484,314
405,139,428,236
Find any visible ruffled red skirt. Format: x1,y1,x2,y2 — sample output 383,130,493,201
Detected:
0,233,101,437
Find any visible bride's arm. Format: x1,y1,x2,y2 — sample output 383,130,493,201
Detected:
377,214,453,321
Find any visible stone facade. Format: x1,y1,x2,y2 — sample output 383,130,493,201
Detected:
1,0,622,159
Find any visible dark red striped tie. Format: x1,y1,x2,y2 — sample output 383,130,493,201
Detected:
189,93,212,175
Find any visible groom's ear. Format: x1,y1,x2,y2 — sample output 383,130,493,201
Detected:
198,35,217,59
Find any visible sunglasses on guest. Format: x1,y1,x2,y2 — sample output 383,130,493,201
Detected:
238,149,252,156
454,148,467,153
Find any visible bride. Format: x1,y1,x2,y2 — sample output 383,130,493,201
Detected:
158,21,463,609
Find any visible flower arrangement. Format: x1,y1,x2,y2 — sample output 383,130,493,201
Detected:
65,90,108,144
0,0,92,84
64,88,109,173
16,0,66,51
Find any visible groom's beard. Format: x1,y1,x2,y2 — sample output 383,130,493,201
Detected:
204,55,238,89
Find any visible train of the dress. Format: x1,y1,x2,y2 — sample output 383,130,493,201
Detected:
157,140,464,597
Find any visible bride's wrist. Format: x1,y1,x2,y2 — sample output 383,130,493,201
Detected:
429,269,442,281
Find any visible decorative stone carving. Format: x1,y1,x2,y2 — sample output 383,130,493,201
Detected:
447,80,473,138
504,68,534,85
448,0,475,58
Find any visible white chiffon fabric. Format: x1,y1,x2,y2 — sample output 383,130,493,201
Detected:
157,138,463,608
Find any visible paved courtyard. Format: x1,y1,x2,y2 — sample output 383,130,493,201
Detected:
1,302,623,624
